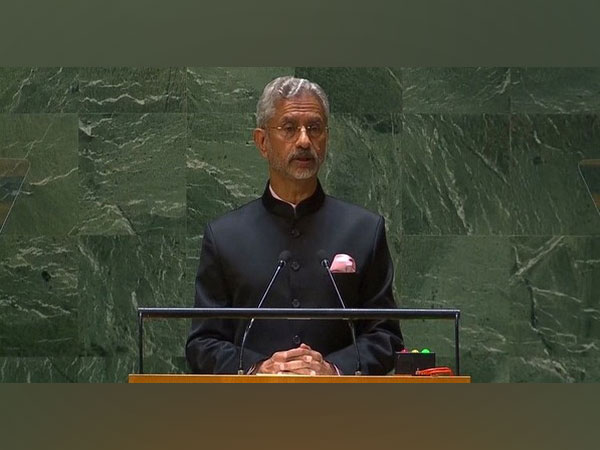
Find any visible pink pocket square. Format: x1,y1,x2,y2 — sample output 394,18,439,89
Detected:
330,254,356,273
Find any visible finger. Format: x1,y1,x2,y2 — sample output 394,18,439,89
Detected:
288,354,318,363
308,360,334,374
274,359,312,372
279,359,314,371
308,350,323,362
293,349,323,363
281,348,324,363
256,361,280,374
298,344,324,360
260,360,280,372
272,347,310,362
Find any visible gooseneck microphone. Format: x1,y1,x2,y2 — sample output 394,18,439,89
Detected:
238,250,291,374
317,250,362,375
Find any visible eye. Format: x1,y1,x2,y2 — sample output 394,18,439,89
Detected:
308,123,323,133
307,123,324,137
281,123,296,133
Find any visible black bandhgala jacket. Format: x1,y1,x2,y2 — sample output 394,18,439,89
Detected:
186,181,404,374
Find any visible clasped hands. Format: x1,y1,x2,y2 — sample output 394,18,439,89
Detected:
256,343,337,375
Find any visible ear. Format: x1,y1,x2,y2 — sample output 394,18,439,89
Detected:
253,128,269,159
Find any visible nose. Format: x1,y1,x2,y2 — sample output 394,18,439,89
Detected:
295,126,311,148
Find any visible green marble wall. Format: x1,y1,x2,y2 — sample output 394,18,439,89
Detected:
0,67,598,383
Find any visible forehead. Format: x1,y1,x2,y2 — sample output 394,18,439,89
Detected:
272,94,326,122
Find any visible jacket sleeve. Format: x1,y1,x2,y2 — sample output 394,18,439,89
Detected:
185,224,268,373
324,217,404,374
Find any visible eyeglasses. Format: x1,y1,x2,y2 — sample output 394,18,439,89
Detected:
268,123,328,141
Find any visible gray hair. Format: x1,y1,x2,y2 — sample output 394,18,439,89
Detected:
256,76,330,128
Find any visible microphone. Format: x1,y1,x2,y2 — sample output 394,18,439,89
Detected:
317,250,362,375
238,250,291,374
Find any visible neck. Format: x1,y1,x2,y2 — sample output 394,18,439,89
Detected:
269,173,318,205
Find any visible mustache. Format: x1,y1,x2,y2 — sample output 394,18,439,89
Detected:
288,148,319,162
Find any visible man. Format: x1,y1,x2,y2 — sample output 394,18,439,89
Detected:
186,76,403,375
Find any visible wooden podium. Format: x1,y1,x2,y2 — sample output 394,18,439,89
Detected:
128,374,471,383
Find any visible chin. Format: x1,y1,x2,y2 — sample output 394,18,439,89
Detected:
289,169,318,180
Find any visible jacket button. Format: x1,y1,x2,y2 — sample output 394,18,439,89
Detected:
293,335,301,345
290,228,301,238
292,298,300,308
290,260,300,271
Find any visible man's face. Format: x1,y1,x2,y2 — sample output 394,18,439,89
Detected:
254,93,328,181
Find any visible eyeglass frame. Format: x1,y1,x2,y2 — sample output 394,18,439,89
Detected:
265,123,329,141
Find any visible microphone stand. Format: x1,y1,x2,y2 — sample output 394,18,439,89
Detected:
238,255,288,374
320,256,362,376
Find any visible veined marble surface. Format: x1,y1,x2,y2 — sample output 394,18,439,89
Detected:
402,67,511,114
579,160,600,215
0,68,186,113
0,236,78,356
0,67,598,382
78,113,186,235
0,158,29,233
0,114,79,235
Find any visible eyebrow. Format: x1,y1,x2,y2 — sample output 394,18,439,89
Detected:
278,114,325,123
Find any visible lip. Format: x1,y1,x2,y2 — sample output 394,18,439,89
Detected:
291,157,315,166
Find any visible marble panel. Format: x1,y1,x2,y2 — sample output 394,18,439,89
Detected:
510,114,600,235
78,114,186,235
461,349,509,383
402,67,511,114
322,113,402,251
186,235,202,308
0,158,29,233
579,159,600,215
187,67,293,113
0,67,186,113
78,234,188,361
0,236,78,356
511,68,600,113
295,68,402,113
401,114,511,235
0,114,79,235
399,235,511,382
76,355,188,383
0,357,79,382
186,113,267,241
509,236,600,382
508,354,600,383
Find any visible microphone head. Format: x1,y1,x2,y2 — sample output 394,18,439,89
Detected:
316,249,329,266
278,250,292,264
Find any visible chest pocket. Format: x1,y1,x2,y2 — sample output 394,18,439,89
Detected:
331,273,361,307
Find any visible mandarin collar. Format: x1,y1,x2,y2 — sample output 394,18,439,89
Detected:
261,179,326,220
